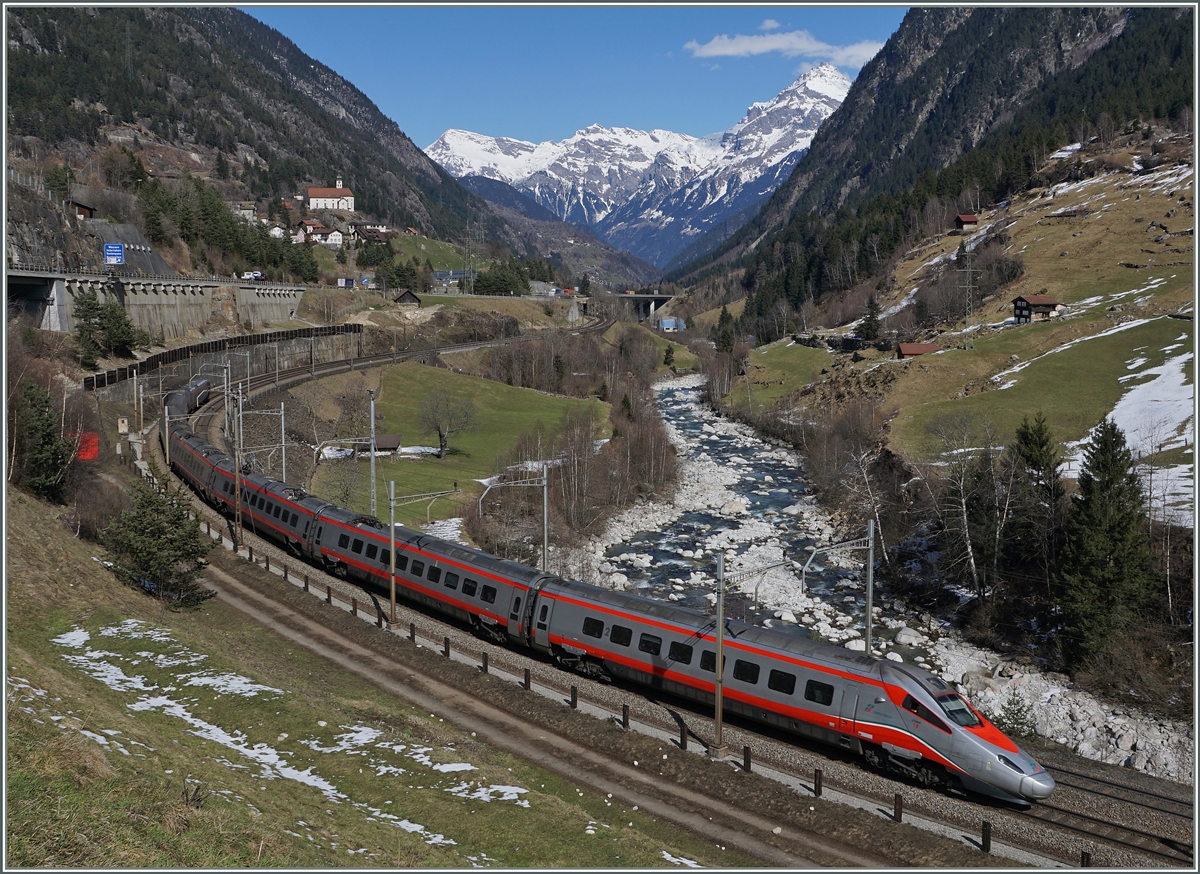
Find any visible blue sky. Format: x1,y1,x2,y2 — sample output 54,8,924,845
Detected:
242,6,909,148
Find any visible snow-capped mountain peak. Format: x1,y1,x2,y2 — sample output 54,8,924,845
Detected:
425,64,850,267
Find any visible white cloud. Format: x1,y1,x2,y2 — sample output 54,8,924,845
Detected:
760,19,781,32
684,29,883,68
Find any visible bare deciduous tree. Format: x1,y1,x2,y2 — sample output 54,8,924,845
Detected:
417,386,478,459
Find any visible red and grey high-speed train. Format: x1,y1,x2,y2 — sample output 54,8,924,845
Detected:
162,375,1054,805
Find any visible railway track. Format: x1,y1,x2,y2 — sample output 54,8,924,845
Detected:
152,323,1192,868
1016,765,1195,866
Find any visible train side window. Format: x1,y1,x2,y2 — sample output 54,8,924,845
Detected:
509,598,521,620
365,544,378,560
804,680,835,707
396,555,408,572
902,695,951,733
480,585,496,604
768,669,796,695
379,549,390,566
638,633,662,656
426,566,441,584
610,625,632,647
733,659,760,684
291,513,299,527
222,481,230,493
668,641,693,664
410,560,425,577
315,525,324,544
444,572,459,590
273,505,282,518
338,533,350,549
537,604,549,623
351,539,364,555
699,651,725,673
461,578,478,596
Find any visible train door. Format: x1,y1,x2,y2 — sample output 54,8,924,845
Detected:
531,595,553,650
506,593,524,640
838,683,862,735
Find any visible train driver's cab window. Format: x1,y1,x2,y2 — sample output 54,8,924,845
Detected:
732,659,760,684
768,669,796,695
804,680,835,707
610,625,632,647
936,693,981,727
461,578,478,596
902,694,951,733
699,651,725,673
480,585,496,604
668,641,693,665
581,617,604,639
410,560,425,577
638,633,662,656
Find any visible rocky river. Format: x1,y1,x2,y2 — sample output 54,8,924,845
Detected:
547,374,1194,785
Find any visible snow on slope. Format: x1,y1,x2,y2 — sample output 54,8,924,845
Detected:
425,64,851,267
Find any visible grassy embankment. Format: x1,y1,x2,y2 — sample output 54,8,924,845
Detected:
310,361,609,526
5,491,757,868
710,162,1194,466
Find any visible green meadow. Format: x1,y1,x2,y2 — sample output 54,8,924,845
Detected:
311,362,609,525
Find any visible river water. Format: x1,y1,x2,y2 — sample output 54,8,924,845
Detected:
597,378,889,647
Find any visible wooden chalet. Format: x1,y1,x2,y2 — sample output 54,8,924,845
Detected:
393,290,421,307
1012,295,1065,323
955,213,979,231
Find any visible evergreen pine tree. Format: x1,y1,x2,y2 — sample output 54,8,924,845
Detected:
1004,412,1066,602
859,293,882,340
72,287,103,367
10,379,75,502
663,344,675,368
1057,419,1154,668
103,467,213,606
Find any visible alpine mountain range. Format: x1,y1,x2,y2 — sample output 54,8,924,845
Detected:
425,63,851,270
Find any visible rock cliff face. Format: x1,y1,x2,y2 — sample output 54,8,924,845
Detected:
6,183,102,271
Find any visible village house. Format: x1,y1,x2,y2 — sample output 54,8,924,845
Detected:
307,175,354,211
955,213,979,231
897,342,941,359
1012,294,1065,323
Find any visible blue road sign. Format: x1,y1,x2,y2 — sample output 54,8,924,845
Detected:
104,243,125,265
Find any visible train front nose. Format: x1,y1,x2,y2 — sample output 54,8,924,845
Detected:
1019,770,1056,800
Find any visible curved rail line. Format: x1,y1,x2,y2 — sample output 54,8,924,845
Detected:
159,317,1189,868
1044,763,1195,819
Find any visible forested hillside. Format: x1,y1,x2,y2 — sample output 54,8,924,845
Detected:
6,7,499,242
671,6,1193,334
